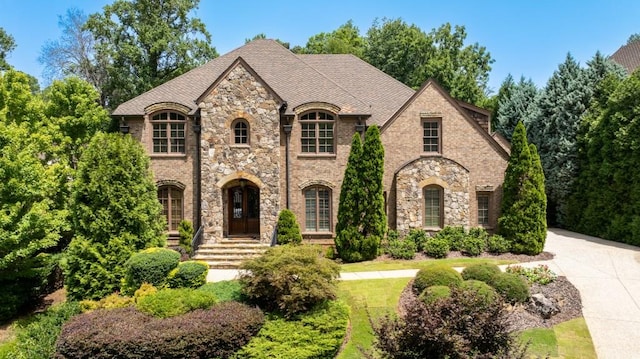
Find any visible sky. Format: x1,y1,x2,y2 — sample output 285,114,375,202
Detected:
0,0,638,93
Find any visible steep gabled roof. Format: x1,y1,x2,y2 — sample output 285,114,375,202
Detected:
610,40,640,74
113,39,399,118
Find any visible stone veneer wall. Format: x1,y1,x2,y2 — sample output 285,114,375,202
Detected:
395,157,469,235
198,64,281,243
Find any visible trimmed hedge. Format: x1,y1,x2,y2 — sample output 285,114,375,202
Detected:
487,234,511,254
434,226,467,251
135,288,217,318
461,263,502,284
121,247,180,295
423,237,450,258
412,266,463,294
460,280,498,306
418,285,452,305
54,302,264,359
492,272,530,304
167,261,208,289
387,238,416,259
460,235,487,256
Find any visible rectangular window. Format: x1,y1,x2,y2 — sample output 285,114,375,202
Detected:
153,123,168,153
478,194,490,226
305,187,331,232
305,190,317,231
301,123,316,153
424,187,441,227
423,121,440,153
318,123,334,153
152,111,186,154
318,188,330,231
170,123,185,153
300,111,335,154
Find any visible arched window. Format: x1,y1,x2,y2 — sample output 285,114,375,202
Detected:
158,186,183,231
303,186,332,232
300,111,335,154
151,111,186,154
232,119,249,145
424,185,444,228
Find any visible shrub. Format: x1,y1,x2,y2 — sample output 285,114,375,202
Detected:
121,247,180,295
405,229,428,252
167,261,208,289
335,227,380,262
460,280,498,306
237,300,349,359
435,226,467,251
418,285,451,305
460,235,487,256
387,238,416,259
7,301,81,359
324,245,336,259
80,293,133,312
134,283,158,302
178,220,194,256
423,236,450,258
276,209,303,245
492,272,530,304
487,234,511,254
135,288,217,318
506,264,557,285
468,226,489,241
240,244,340,317
55,302,264,359
413,266,463,294
372,289,526,358
197,280,244,303
461,263,502,284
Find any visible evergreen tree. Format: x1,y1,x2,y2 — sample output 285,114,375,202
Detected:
360,125,387,241
482,74,514,130
64,132,166,300
494,76,538,141
276,209,302,245
498,122,546,254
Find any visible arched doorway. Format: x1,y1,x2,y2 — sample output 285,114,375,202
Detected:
227,180,260,236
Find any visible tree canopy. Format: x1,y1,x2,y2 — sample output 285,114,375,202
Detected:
295,20,364,57
0,27,16,71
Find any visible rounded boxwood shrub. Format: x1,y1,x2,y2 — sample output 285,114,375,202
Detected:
55,302,264,359
461,263,502,284
423,237,450,258
276,209,303,245
135,288,217,318
121,247,180,295
167,261,208,289
460,280,498,305
387,238,417,259
413,266,463,294
460,235,487,256
418,285,452,305
487,234,511,254
435,226,466,251
492,272,530,304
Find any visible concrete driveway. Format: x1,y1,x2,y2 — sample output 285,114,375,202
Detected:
541,228,640,359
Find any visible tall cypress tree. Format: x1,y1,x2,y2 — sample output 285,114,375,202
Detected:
498,122,546,254
360,125,385,256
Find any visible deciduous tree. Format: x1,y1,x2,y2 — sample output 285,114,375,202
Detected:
296,20,364,57
0,27,16,70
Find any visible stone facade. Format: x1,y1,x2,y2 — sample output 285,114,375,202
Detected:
198,62,281,243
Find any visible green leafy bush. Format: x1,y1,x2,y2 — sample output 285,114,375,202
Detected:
461,263,502,283
492,272,530,304
121,247,181,295
335,227,380,262
167,261,208,289
460,235,487,256
135,288,217,318
79,293,133,312
6,301,81,359
240,244,340,317
405,229,428,252
506,264,557,285
387,238,416,259
423,236,450,258
468,227,489,241
418,285,451,305
435,226,467,251
460,280,498,306
276,209,303,245
487,234,511,254
55,303,264,359
197,280,244,303
413,266,463,294
237,300,349,359
372,289,526,358
178,220,194,256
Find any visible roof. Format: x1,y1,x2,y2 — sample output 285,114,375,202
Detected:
610,40,640,74
112,39,414,124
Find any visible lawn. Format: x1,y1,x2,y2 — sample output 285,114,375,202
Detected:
340,257,516,272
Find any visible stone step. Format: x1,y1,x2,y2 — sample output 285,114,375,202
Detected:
194,238,270,269
195,247,267,255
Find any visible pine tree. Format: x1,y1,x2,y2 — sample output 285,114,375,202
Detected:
498,122,547,254
495,76,538,141
64,132,166,300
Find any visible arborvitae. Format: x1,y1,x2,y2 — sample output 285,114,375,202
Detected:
498,122,546,254
360,125,387,239
276,209,302,245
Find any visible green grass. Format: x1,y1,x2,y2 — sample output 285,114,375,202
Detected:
336,277,410,358
340,257,515,272
518,318,596,359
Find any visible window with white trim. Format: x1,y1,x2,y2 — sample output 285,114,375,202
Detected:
152,111,186,154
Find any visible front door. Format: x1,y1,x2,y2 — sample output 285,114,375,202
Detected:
228,185,260,236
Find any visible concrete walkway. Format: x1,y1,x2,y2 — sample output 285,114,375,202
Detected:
207,228,640,358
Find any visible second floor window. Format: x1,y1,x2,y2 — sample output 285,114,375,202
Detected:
423,120,440,153
233,120,249,144
301,111,334,154
152,111,186,154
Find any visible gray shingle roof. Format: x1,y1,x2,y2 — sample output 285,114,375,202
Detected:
113,39,414,124
610,40,640,74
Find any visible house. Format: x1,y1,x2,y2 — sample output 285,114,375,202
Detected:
610,39,640,74
112,39,510,248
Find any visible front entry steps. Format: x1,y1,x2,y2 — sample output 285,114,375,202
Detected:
193,238,270,269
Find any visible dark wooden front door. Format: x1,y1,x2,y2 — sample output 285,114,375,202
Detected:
228,185,260,236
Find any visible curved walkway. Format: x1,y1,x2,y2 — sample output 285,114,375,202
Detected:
208,228,640,358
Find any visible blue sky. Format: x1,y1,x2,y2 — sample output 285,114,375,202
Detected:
1,0,638,92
